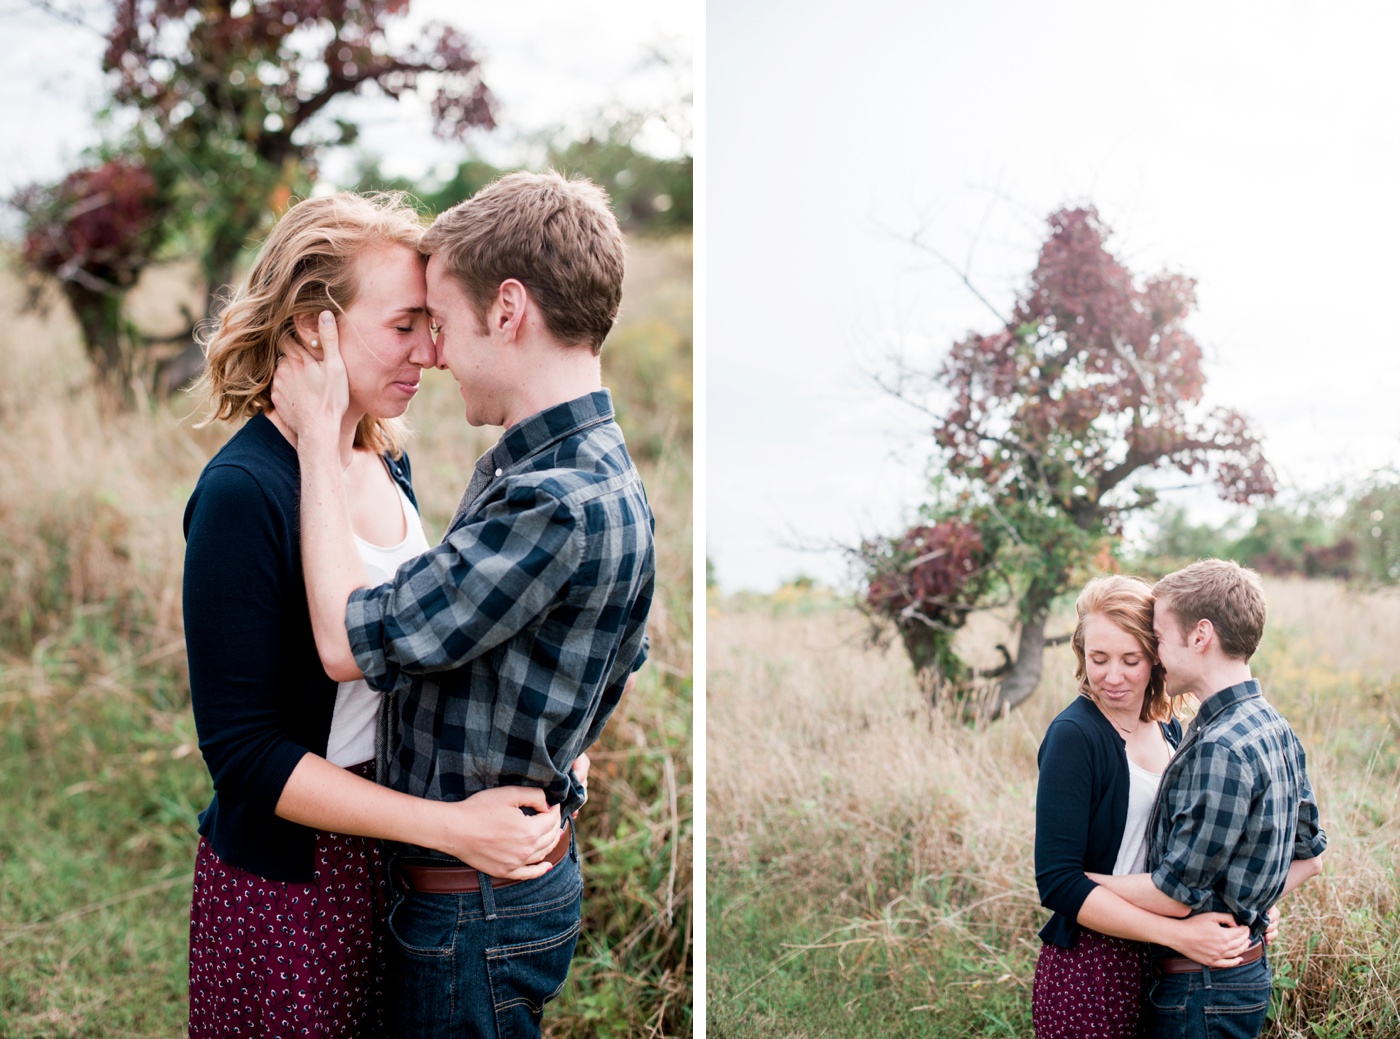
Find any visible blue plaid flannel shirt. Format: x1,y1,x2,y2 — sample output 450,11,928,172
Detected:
1147,679,1326,939
346,391,654,850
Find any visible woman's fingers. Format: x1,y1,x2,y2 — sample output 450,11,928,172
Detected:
318,310,341,362
279,331,317,364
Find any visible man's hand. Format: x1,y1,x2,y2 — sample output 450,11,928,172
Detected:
569,751,591,822
435,786,563,880
1165,912,1253,967
572,751,591,794
271,310,350,441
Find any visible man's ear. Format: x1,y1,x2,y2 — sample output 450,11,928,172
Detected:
1192,618,1215,652
494,279,530,340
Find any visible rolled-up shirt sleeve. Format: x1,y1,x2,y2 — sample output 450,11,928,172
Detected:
346,480,583,692
1151,741,1256,908
1292,750,1327,860
1035,718,1100,922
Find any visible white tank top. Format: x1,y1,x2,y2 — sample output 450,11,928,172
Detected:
324,479,432,767
1113,756,1165,875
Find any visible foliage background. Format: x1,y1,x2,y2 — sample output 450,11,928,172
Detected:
0,228,692,1036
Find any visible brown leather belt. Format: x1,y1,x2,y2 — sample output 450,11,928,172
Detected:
393,823,571,895
1156,940,1264,975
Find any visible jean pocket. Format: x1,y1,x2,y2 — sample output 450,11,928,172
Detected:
1147,977,1189,1014
387,890,459,958
1203,986,1270,1017
486,914,582,1039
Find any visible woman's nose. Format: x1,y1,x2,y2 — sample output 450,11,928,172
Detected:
408,327,435,367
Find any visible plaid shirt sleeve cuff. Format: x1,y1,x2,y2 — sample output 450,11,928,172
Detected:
1151,862,1207,910
346,585,397,693
1295,827,1328,859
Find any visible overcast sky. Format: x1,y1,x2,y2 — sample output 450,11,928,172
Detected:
709,0,1400,592
0,1,693,194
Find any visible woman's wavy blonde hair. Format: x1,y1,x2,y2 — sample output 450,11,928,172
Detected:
193,191,427,457
1071,574,1172,723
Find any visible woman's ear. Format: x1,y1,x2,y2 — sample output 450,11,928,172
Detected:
291,311,321,352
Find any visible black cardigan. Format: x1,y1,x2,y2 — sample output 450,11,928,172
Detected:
1034,694,1182,947
182,414,416,882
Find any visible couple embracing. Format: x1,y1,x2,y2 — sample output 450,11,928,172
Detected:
1033,561,1326,1039
183,172,653,1037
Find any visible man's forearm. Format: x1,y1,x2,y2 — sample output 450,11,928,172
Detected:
298,429,369,680
1279,851,1325,900
1088,871,1192,917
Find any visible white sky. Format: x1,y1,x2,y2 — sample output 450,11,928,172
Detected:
709,0,1400,592
0,1,694,194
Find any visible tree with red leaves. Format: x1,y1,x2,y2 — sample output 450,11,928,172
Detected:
867,206,1276,716
107,0,497,390
15,157,164,404
863,518,997,683
14,0,497,399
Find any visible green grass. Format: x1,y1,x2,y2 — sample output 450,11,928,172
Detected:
0,656,206,1037
708,859,1034,1039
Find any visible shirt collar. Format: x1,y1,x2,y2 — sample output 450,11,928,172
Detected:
1193,677,1261,728
490,389,614,472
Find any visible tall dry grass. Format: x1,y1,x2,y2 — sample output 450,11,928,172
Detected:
708,580,1400,1037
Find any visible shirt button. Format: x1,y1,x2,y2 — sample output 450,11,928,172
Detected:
495,468,503,477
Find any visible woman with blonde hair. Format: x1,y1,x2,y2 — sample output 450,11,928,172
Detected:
182,192,566,1038
1031,575,1254,1038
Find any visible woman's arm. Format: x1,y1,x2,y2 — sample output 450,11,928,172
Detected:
1034,718,1103,921
184,464,316,814
1076,886,1251,966
1087,870,1192,916
274,756,563,878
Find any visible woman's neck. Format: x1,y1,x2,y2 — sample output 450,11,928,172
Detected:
1097,697,1145,735
266,406,364,467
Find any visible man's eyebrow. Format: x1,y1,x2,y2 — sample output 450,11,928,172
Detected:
390,305,427,316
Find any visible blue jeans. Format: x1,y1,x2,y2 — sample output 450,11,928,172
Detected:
385,829,583,1039
1146,952,1271,1039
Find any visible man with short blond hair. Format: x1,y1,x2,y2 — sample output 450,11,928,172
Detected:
274,170,654,1038
1090,559,1325,1039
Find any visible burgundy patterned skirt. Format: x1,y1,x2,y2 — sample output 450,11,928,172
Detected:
188,764,389,1039
1032,928,1151,1039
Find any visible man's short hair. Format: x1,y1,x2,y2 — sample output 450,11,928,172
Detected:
421,170,625,354
1153,559,1267,661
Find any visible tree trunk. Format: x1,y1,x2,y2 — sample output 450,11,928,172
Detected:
977,608,1050,718
62,281,135,408
153,248,239,396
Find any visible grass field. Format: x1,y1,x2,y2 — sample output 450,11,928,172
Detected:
707,579,1400,1038
0,235,692,1038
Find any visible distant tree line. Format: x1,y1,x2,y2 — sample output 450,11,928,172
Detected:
1132,474,1400,585
350,113,692,238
